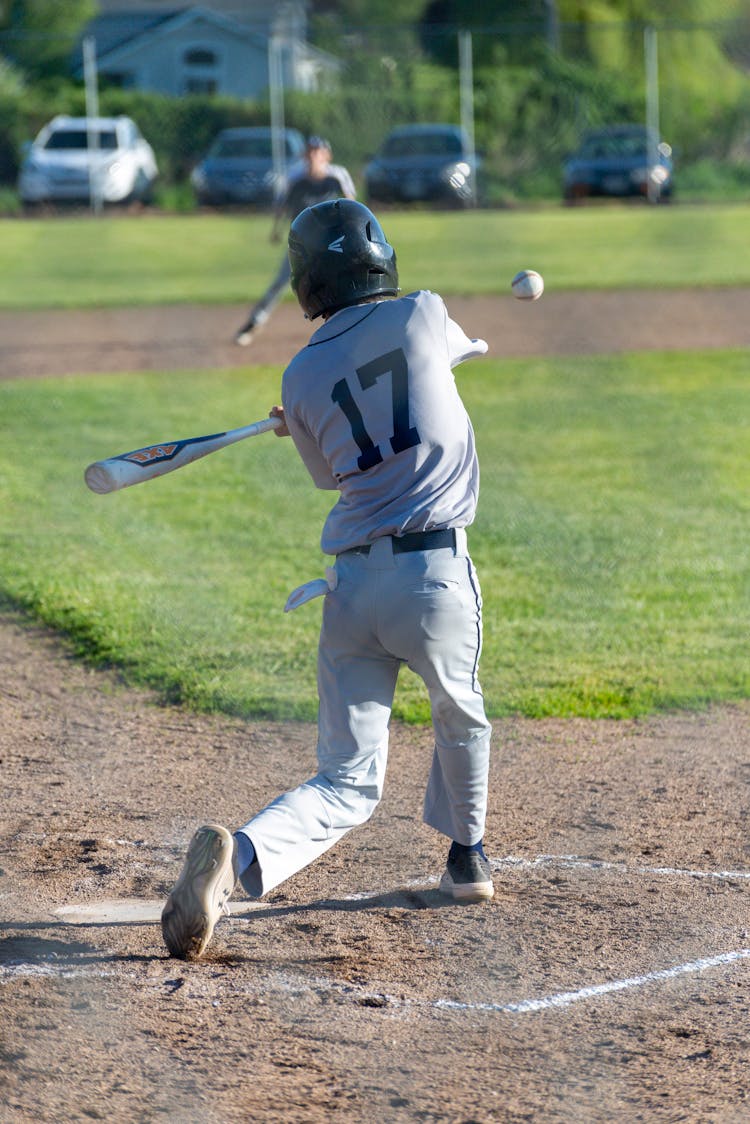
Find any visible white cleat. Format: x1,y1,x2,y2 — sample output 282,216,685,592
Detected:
161,824,237,960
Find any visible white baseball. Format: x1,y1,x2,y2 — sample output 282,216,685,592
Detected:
511,269,544,301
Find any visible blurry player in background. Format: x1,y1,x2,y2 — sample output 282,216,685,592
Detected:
234,136,356,346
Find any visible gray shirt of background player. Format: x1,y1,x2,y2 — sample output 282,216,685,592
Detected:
281,290,488,556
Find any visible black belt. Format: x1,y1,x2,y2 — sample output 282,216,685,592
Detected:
341,529,457,557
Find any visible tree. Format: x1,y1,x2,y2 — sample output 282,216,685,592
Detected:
418,0,554,67
0,0,97,81
310,0,425,26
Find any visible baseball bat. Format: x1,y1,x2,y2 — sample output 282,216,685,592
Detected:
85,415,282,494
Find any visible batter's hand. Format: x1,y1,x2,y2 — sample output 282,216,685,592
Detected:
269,405,290,437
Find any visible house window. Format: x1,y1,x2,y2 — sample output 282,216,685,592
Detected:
182,46,220,95
185,49,215,66
102,71,136,89
185,76,217,94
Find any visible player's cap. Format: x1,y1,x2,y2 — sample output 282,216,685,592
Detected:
306,135,331,151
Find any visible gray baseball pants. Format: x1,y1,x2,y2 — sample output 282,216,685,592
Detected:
246,253,292,328
237,531,491,897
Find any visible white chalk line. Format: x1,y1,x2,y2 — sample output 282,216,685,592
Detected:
494,853,750,882
293,947,750,1016
5,949,749,1020
433,949,750,1014
41,849,750,924
4,852,749,1016
0,963,116,983
342,853,750,903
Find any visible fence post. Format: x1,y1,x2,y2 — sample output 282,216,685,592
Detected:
269,36,287,205
644,25,660,205
83,35,102,216
458,29,476,207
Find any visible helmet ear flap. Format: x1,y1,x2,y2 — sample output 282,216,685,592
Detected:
289,199,399,320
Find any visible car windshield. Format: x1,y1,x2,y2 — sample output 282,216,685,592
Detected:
381,132,463,158
578,133,649,159
43,130,119,151
212,136,275,158
211,133,301,158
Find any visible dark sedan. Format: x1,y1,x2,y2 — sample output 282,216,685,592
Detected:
190,127,306,207
364,124,479,207
563,125,674,203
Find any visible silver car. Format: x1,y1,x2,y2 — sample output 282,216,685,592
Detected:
18,115,158,206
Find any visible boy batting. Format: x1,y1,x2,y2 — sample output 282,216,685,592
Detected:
162,199,493,960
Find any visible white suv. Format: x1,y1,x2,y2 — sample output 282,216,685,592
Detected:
18,115,158,206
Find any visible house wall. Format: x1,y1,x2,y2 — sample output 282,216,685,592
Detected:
99,18,272,98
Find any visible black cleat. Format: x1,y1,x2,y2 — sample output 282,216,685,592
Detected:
439,842,494,902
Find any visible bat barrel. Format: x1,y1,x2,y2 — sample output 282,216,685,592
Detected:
85,462,119,494
84,415,282,494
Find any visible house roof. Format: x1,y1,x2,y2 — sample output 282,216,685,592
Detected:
71,3,340,83
94,0,286,21
71,6,267,74
73,9,185,63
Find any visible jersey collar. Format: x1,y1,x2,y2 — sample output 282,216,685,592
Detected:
309,301,385,345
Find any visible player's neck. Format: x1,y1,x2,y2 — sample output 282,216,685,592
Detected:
322,296,393,321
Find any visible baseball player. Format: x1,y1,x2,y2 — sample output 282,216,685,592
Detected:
162,199,493,961
234,136,356,346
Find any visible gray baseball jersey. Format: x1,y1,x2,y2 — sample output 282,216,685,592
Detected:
281,290,488,555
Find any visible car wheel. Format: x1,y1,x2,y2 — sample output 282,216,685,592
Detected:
445,189,474,210
365,187,390,206
22,200,55,216
130,169,154,205
563,184,589,206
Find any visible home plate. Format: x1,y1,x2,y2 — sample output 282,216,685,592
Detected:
55,899,259,924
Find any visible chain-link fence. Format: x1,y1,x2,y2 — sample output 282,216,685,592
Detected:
1,16,750,205
303,17,750,205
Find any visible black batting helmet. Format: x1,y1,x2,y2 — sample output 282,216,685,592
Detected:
288,199,399,320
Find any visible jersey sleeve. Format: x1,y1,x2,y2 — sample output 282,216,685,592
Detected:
444,307,488,367
329,164,357,199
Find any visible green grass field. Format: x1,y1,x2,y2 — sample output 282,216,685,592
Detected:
2,349,748,721
2,203,750,309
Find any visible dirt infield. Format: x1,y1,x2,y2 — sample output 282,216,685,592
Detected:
2,610,750,1122
2,288,750,379
2,296,750,1122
